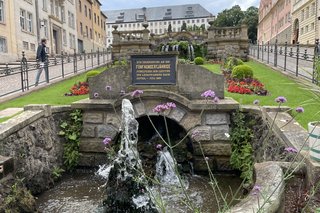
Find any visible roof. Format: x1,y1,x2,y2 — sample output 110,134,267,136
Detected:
103,4,213,23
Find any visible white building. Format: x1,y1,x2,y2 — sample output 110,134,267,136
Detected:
104,4,213,47
38,0,78,55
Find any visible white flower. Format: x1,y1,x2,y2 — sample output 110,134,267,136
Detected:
224,133,230,138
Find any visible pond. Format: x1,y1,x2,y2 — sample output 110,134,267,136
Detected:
36,171,243,213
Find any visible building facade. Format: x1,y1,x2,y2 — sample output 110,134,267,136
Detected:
258,0,292,44
76,0,106,53
0,0,18,62
291,0,317,44
104,4,213,47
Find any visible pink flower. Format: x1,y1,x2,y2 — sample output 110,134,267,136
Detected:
252,185,262,195
153,104,169,113
275,96,287,103
284,147,298,153
105,85,112,91
253,100,260,105
191,130,200,139
93,92,99,98
131,90,143,97
166,102,176,109
201,89,215,98
295,107,304,113
103,136,111,145
120,90,126,96
156,144,162,150
213,96,220,103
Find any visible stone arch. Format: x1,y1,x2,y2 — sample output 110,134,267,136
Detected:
293,19,299,44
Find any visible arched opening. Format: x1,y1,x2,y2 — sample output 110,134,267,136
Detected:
136,115,193,177
293,19,299,44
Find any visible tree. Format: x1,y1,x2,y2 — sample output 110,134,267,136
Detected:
167,23,172,33
181,22,187,31
213,5,244,27
242,6,259,43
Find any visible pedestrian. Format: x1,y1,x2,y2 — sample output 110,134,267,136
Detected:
35,38,48,86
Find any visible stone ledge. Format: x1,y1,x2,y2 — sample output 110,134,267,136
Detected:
230,162,284,213
0,110,44,141
51,105,72,113
24,104,52,117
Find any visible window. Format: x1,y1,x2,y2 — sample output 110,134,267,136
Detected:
42,0,47,11
0,0,4,23
79,0,81,12
89,9,91,19
306,7,309,18
20,9,26,30
90,28,92,39
63,29,67,45
301,9,304,21
55,0,59,17
0,37,7,53
69,33,73,48
23,41,29,50
85,26,88,36
311,22,315,30
50,0,54,15
164,21,166,25
68,11,75,28
80,22,83,34
30,43,35,51
27,12,33,32
98,16,99,24
305,25,308,32
301,27,304,35
94,13,96,23
178,20,181,24
159,29,162,34
43,19,48,37
85,5,87,16
95,31,97,40
312,2,316,15
173,21,176,24
192,20,195,23
61,6,65,22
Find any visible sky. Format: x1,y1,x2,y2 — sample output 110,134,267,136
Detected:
100,0,259,14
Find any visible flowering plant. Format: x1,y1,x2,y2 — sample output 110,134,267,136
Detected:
65,82,89,96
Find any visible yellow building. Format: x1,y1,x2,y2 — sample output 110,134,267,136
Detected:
76,0,106,53
291,0,317,45
0,0,18,62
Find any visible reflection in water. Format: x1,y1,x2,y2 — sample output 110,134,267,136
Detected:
36,172,242,213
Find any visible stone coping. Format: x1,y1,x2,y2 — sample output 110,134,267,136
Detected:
230,162,284,213
0,105,71,141
72,90,239,112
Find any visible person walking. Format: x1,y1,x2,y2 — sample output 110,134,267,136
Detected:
35,38,48,86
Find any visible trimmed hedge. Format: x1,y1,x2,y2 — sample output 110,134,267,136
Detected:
85,70,101,81
224,57,244,71
232,65,254,79
194,57,204,65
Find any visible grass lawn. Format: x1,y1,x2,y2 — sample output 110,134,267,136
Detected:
203,61,320,128
0,66,107,112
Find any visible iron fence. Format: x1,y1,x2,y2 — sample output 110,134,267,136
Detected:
249,39,320,85
0,49,112,98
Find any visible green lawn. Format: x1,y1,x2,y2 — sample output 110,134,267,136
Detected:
0,66,107,112
204,61,320,128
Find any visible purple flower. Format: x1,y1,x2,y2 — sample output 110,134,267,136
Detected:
284,147,298,153
156,144,162,150
191,130,200,139
93,92,99,98
253,100,260,105
105,85,112,91
166,102,176,109
201,90,215,98
103,136,112,145
153,104,169,113
213,96,220,103
295,107,304,113
275,96,287,103
252,185,262,195
120,90,126,96
131,89,143,97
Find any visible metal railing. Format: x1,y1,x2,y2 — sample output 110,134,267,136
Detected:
0,49,112,98
249,39,320,85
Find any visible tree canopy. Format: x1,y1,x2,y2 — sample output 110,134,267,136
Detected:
213,5,258,42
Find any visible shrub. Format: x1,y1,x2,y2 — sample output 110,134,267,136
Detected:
232,65,254,79
224,57,244,71
194,57,204,65
85,70,101,81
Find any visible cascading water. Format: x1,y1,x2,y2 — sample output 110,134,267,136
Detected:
99,99,158,213
188,44,195,61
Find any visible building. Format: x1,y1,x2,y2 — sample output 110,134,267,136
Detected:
0,0,18,62
258,0,292,44
291,0,317,44
104,4,213,47
38,0,78,55
76,0,106,53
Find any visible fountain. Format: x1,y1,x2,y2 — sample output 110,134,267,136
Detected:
101,99,158,212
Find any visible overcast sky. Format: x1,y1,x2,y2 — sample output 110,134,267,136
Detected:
100,0,259,14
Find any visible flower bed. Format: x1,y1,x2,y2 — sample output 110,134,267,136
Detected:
227,78,268,95
64,82,89,96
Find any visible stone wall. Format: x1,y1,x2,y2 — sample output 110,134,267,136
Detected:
0,105,71,194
